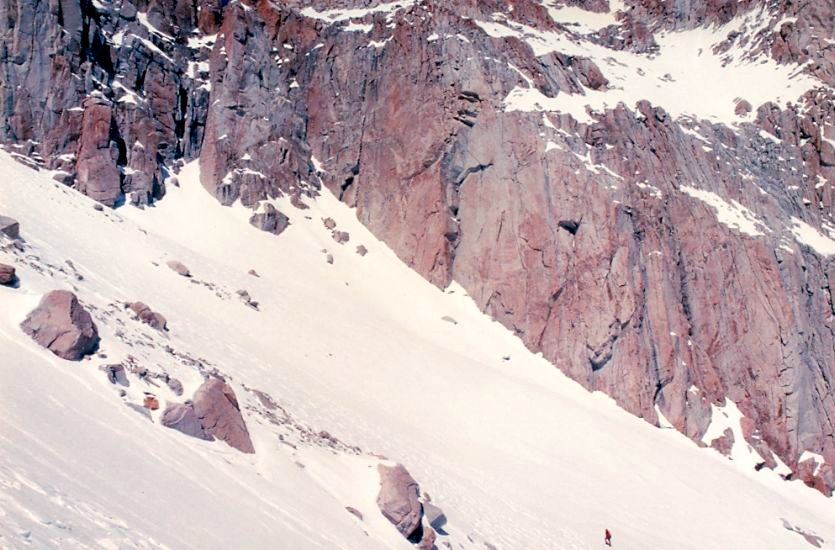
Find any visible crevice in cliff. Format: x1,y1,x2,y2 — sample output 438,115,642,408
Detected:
175,85,189,156
557,219,581,235
454,162,493,186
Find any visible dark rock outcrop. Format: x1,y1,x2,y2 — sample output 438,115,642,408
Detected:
21,290,99,360
249,203,290,235
0,0,208,206
76,95,122,207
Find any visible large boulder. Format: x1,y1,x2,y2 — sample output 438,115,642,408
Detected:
192,378,255,453
21,290,99,360
0,263,16,286
377,462,424,541
0,216,19,239
161,401,212,440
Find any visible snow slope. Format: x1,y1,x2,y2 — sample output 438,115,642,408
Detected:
1,151,834,549
487,6,823,125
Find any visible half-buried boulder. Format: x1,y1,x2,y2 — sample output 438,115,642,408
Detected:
21,290,99,360
192,378,255,453
0,215,20,239
377,462,424,542
166,260,191,277
161,401,212,440
100,363,129,386
127,301,168,331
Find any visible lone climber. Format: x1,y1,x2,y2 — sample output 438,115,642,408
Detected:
604,528,612,547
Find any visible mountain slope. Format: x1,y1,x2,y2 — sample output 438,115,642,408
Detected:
2,0,833,492
1,150,834,549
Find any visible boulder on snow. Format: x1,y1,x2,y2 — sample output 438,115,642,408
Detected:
423,501,447,531
236,289,259,310
143,394,160,410
166,260,191,277
161,401,212,440
709,427,735,456
100,363,129,386
377,462,424,541
20,290,100,360
166,376,184,396
322,217,337,230
735,99,752,117
127,301,168,331
0,215,20,239
418,525,437,550
0,263,16,286
356,245,368,256
192,378,255,453
331,230,350,244
249,203,290,235
345,506,364,520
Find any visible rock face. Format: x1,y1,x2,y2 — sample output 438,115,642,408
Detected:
0,215,19,239
191,378,255,453
76,95,122,207
3,0,835,494
128,302,168,331
21,290,99,360
0,0,207,206
0,263,16,286
377,462,424,541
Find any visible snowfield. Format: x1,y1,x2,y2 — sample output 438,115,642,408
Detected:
489,5,824,125
1,150,834,549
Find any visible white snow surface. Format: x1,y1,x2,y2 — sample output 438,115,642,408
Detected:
540,0,625,35
680,185,768,237
300,0,415,24
701,400,765,471
0,152,834,549
790,216,835,256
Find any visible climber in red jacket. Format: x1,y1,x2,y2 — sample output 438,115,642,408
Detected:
604,528,612,546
